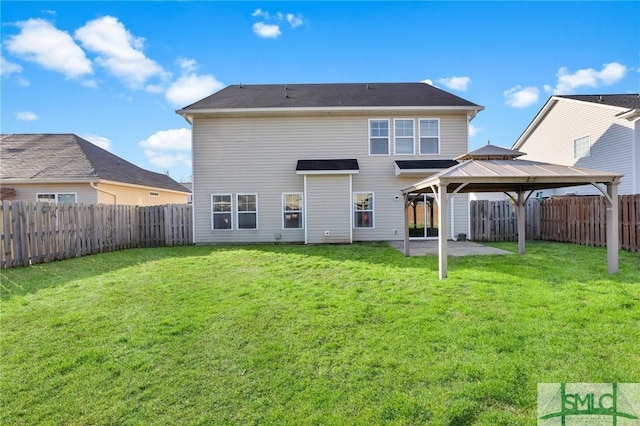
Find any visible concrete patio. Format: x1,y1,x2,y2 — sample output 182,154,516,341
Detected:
387,240,514,257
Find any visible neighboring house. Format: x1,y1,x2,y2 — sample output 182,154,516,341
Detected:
512,94,640,196
177,82,483,244
0,134,191,205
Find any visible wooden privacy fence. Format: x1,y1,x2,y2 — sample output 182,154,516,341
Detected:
0,201,192,268
471,195,640,252
541,194,640,251
470,199,541,242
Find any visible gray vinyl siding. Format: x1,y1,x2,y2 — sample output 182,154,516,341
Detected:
191,112,470,244
305,175,351,243
518,100,636,195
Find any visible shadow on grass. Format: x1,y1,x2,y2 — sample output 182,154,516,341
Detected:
0,242,433,300
2,240,637,300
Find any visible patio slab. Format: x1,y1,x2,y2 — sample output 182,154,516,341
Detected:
387,240,514,257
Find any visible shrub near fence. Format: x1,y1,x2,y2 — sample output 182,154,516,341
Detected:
0,201,192,268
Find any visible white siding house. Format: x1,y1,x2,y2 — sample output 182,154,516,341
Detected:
177,83,483,244
512,94,640,196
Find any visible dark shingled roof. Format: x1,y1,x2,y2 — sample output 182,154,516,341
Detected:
557,94,640,110
0,134,190,193
296,159,359,171
395,160,458,170
180,83,482,110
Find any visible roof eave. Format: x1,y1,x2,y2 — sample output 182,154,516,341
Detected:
176,105,484,118
512,96,560,150
0,178,99,184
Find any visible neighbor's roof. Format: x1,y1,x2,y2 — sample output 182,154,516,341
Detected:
557,94,640,110
0,134,190,193
177,82,483,114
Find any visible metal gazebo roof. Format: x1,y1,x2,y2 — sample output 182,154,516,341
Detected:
400,144,623,279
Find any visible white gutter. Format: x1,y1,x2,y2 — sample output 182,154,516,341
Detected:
90,181,117,204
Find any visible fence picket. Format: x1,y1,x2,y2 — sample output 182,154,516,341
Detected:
0,202,192,268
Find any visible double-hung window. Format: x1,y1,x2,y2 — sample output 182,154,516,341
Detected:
353,192,374,228
283,193,303,229
212,194,232,230
37,193,76,203
237,194,258,230
419,119,440,154
369,119,389,155
394,119,415,154
574,135,590,159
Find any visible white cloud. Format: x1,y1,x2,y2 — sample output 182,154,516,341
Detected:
286,13,304,28
251,9,305,38
81,133,113,151
139,128,192,169
438,76,471,92
468,123,482,138
5,18,92,79
75,16,169,89
598,62,627,85
546,62,627,95
253,22,281,39
421,79,434,86
252,8,269,19
177,57,197,73
81,79,98,88
165,58,224,107
165,73,224,107
17,111,38,121
504,86,539,108
1,55,23,76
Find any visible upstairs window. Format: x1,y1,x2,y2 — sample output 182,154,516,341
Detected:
212,194,232,230
419,119,440,154
237,194,258,230
283,193,303,229
369,119,389,155
353,192,374,228
574,135,590,159
394,119,415,154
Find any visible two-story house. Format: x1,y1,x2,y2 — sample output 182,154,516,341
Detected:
177,83,483,244
512,94,640,196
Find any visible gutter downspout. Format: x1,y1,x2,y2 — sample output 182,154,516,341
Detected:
90,182,117,204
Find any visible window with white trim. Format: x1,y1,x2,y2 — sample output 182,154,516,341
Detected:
237,194,257,230
212,194,232,230
282,193,303,229
419,119,440,154
37,193,76,203
369,119,389,155
353,192,374,228
574,135,590,159
394,119,415,154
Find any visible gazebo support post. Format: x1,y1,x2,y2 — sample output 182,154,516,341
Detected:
403,193,410,257
517,191,526,255
438,184,449,279
606,182,619,274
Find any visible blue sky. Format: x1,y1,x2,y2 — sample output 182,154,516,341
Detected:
2,1,639,182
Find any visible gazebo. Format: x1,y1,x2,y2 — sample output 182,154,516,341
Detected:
401,144,623,279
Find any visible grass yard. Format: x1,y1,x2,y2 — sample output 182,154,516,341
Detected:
1,242,639,425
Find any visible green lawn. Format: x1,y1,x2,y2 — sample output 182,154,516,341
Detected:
1,242,639,425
